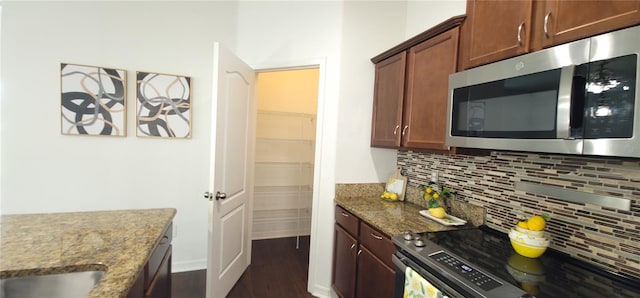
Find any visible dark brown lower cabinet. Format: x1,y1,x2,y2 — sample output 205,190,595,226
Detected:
146,245,172,298
355,246,395,298
332,205,396,298
127,223,173,298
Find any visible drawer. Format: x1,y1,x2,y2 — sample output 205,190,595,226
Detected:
145,222,172,288
335,205,359,236
358,221,395,269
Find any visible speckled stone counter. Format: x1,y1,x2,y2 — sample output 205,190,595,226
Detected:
335,183,485,236
0,208,176,298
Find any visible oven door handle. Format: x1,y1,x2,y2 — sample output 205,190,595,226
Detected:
392,253,408,272
392,253,464,298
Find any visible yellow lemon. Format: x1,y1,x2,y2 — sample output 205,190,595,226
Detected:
433,193,440,199
429,207,446,219
517,221,529,229
389,193,398,200
528,215,546,231
425,187,433,194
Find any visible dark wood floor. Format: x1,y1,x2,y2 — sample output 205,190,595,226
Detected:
172,236,314,298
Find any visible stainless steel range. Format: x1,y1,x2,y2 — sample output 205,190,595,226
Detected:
392,226,640,298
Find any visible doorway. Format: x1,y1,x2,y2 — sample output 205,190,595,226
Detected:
173,63,324,297
252,68,319,244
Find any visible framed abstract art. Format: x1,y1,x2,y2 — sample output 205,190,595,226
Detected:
60,63,126,136
136,71,191,138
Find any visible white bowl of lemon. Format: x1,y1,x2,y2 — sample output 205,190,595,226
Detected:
510,215,550,258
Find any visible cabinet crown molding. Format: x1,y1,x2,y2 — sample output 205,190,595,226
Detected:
371,14,466,63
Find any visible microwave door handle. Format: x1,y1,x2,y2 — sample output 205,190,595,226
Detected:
556,65,576,139
569,75,586,130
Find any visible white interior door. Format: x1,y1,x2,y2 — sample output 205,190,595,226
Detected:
205,42,256,298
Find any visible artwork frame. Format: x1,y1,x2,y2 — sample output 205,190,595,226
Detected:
60,63,127,136
136,71,192,138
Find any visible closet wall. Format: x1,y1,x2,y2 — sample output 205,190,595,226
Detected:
253,68,319,240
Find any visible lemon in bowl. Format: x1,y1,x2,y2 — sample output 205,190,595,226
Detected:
509,228,549,247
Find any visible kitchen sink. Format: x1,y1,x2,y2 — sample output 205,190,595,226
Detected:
0,270,104,298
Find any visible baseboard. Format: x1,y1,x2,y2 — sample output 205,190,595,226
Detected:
172,259,207,273
308,284,333,298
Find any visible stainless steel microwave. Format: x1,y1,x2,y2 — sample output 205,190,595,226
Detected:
447,25,640,158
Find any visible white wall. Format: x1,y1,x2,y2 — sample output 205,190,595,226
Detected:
1,1,238,272
1,1,467,296
334,1,407,184
405,0,467,38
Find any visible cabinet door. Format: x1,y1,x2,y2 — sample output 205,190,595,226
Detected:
540,0,640,48
403,28,459,151
460,0,533,69
332,224,358,298
371,52,406,148
145,246,172,298
355,246,395,298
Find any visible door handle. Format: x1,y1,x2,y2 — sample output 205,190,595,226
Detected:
215,192,227,200
204,191,227,201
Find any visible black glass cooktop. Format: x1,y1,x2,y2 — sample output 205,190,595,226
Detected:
421,227,640,298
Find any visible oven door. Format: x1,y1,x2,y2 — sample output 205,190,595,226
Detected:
392,252,465,298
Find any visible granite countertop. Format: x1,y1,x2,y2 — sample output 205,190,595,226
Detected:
0,208,176,298
335,195,475,236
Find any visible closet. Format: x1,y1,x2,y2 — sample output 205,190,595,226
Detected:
252,68,318,241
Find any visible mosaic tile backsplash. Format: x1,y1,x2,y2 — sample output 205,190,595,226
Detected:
397,150,640,280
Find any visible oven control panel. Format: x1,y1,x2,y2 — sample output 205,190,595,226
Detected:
430,251,502,291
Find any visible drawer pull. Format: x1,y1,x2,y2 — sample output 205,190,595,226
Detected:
160,235,169,245
357,249,362,257
350,243,356,250
341,212,349,217
370,233,383,240
517,22,525,46
544,12,551,38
